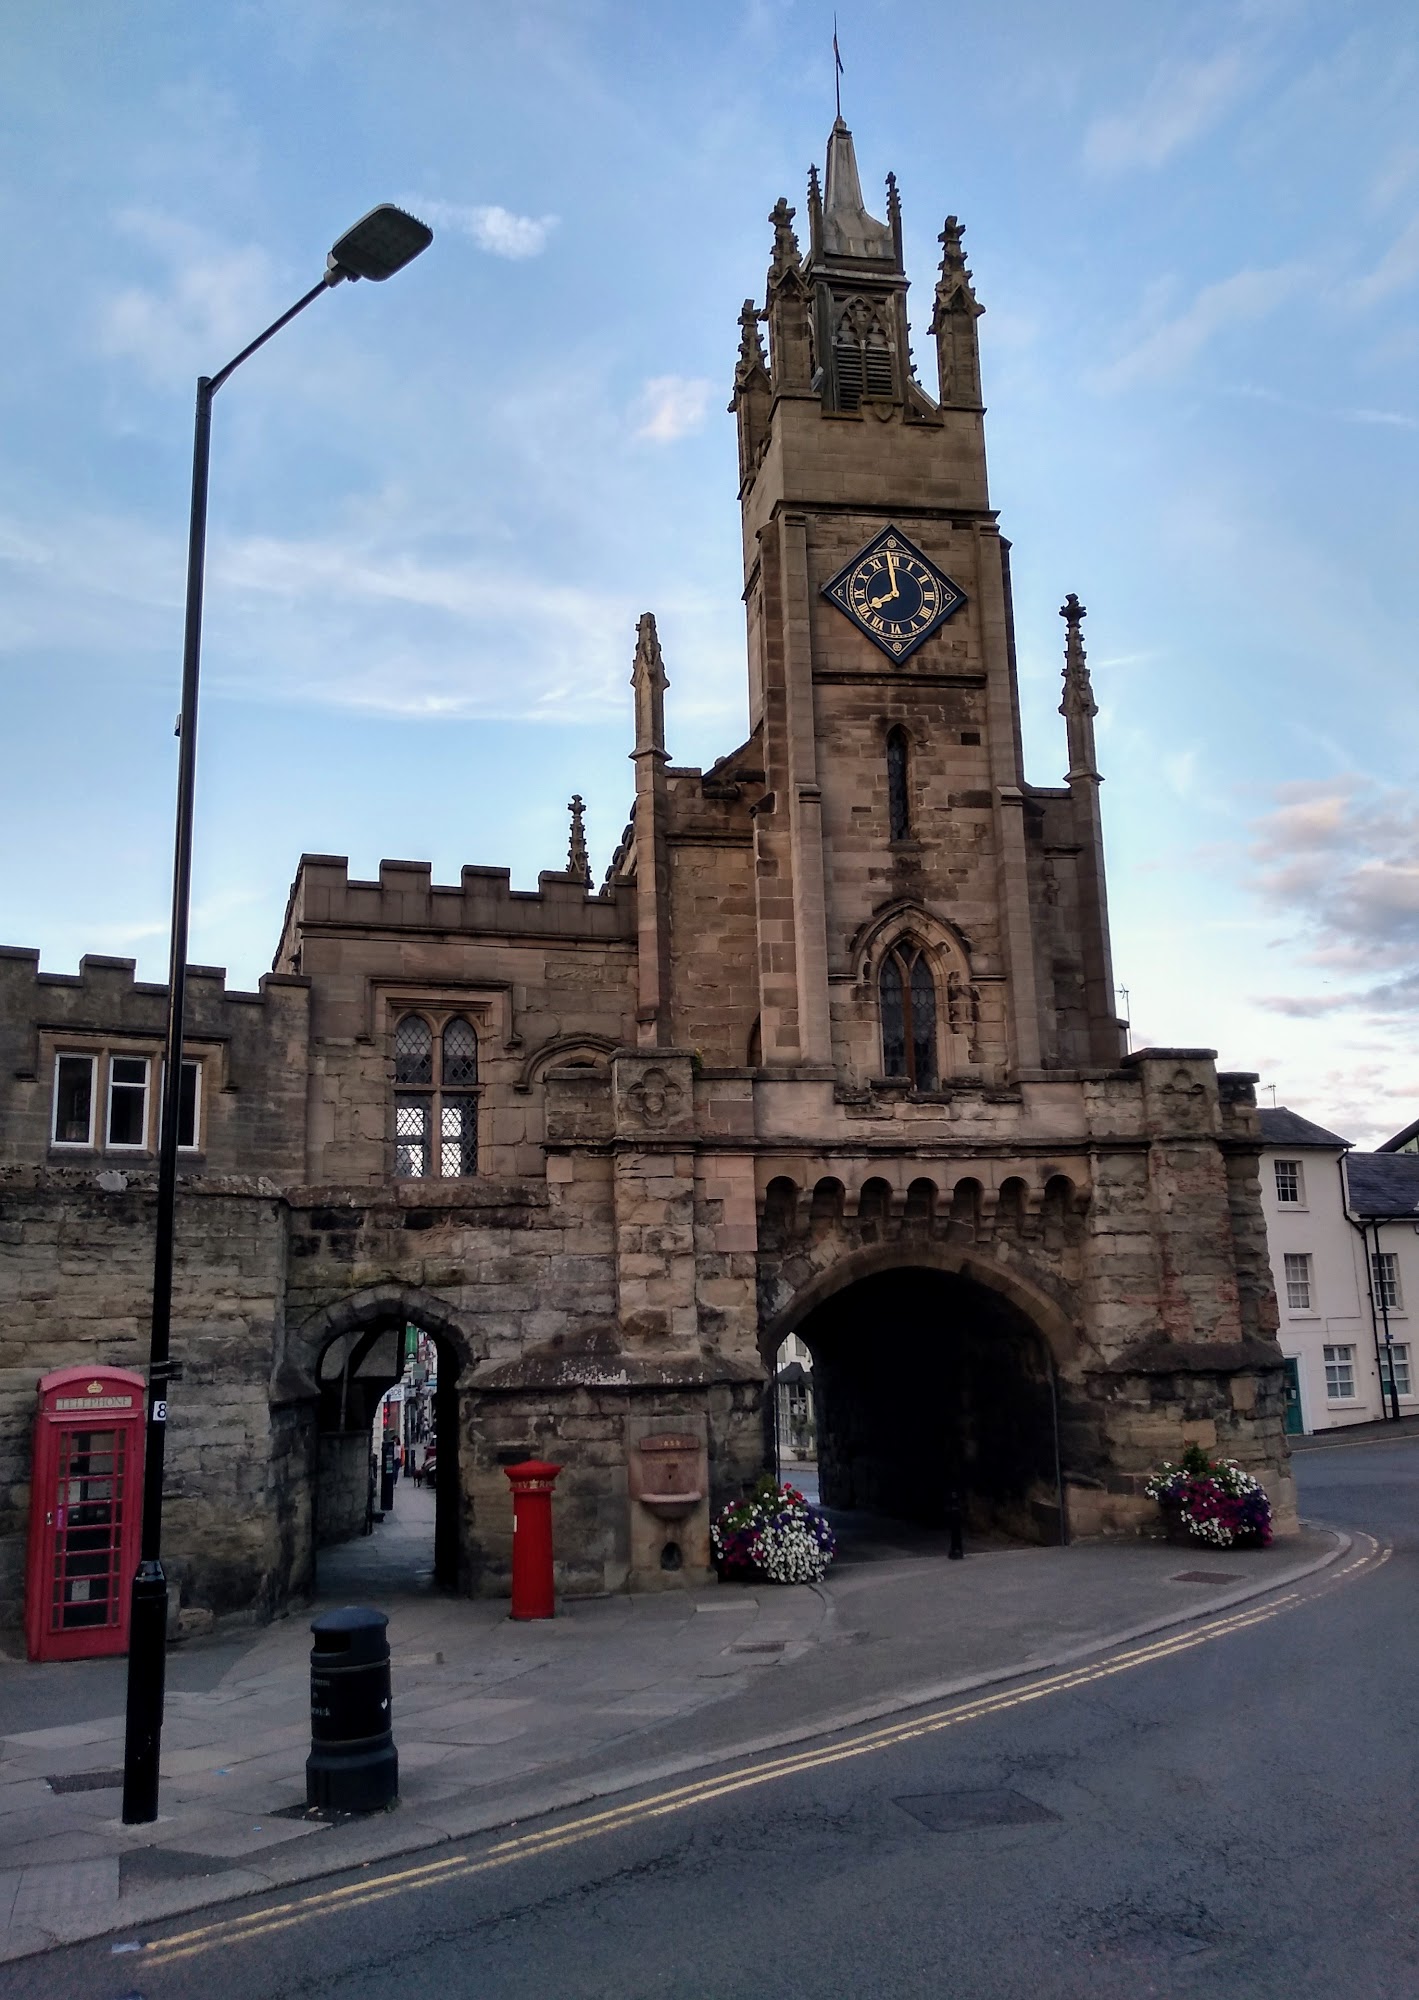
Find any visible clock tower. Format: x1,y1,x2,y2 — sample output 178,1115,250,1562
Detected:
731,117,1123,1084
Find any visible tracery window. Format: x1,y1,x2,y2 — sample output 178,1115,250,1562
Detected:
833,299,894,410
879,942,939,1090
886,727,910,841
393,1013,479,1178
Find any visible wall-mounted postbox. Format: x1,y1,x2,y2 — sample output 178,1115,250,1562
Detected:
26,1366,146,1663
628,1433,705,1518
627,1422,710,1588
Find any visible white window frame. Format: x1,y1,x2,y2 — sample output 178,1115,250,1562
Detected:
1380,1342,1412,1400
1274,1158,1304,1206
105,1054,151,1151
51,1053,97,1148
1323,1343,1357,1401
1283,1252,1313,1312
159,1058,204,1153
1372,1251,1403,1314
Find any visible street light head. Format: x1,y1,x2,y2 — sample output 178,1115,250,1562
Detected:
326,204,433,284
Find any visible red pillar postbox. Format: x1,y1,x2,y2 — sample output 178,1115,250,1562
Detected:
504,1458,562,1620
26,1367,146,1663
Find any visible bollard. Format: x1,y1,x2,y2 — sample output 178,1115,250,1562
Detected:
945,1487,965,1561
306,1606,398,1812
504,1459,562,1619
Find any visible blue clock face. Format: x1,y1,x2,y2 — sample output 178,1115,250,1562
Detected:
822,527,966,661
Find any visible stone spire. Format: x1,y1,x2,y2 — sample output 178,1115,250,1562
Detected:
566,794,590,886
1058,594,1099,781
930,215,984,409
821,118,894,260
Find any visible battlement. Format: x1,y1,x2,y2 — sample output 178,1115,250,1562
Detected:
0,949,310,1175
0,946,308,1029
280,854,636,959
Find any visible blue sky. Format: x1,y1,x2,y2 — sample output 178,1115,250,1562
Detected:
2,0,1416,1142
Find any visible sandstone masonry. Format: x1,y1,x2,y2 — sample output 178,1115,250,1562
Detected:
0,121,1294,1640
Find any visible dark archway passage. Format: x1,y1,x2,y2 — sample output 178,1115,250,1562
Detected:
313,1321,462,1591
794,1267,1064,1544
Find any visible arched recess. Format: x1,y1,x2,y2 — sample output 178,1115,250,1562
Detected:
294,1286,476,1590
761,1245,1075,1544
849,901,980,1082
515,1034,616,1094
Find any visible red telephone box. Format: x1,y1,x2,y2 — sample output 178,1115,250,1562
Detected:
25,1367,146,1663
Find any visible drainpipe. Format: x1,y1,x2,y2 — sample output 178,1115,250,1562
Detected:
1369,1218,1402,1423
1340,1155,1397,1422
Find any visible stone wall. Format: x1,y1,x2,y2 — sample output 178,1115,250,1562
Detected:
316,1433,368,1547
0,1170,291,1635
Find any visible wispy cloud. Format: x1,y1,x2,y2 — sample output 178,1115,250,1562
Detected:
1351,213,1419,310
1084,49,1251,173
1098,264,1305,390
1227,383,1419,431
413,200,557,260
633,375,714,443
95,210,279,387
1348,406,1419,430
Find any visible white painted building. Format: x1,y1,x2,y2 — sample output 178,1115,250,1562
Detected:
1259,1109,1419,1434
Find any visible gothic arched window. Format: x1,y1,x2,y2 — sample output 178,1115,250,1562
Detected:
879,942,939,1091
393,1011,479,1179
886,727,910,841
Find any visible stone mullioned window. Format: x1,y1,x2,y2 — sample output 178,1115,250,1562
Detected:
393,1012,479,1179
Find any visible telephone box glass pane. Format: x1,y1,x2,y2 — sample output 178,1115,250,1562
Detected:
51,1427,126,1631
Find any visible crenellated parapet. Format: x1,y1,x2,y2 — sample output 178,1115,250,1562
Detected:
275,853,635,971
0,945,310,1177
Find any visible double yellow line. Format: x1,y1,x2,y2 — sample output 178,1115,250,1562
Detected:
139,1540,1381,1969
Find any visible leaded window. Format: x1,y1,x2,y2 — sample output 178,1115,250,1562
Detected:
887,727,910,841
394,1014,433,1085
879,941,939,1090
393,1012,479,1179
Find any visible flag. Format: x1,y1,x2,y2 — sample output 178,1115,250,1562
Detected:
834,21,843,76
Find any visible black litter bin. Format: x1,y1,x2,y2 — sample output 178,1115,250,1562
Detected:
306,1606,399,1812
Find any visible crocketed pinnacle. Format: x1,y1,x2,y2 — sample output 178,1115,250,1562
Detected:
1058,595,1097,724
566,794,590,885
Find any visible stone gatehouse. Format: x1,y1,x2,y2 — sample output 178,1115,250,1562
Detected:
0,119,1295,1638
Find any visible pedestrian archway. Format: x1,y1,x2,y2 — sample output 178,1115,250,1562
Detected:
781,1264,1065,1544
311,1317,463,1590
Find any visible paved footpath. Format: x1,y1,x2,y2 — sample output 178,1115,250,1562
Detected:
0,1478,1343,1964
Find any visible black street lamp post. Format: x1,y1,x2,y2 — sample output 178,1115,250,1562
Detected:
121,205,432,1826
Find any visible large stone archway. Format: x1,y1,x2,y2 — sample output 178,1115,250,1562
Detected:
293,1286,477,1592
769,1258,1067,1543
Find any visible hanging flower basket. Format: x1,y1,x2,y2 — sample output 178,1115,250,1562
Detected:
1145,1445,1273,1549
711,1477,836,1585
